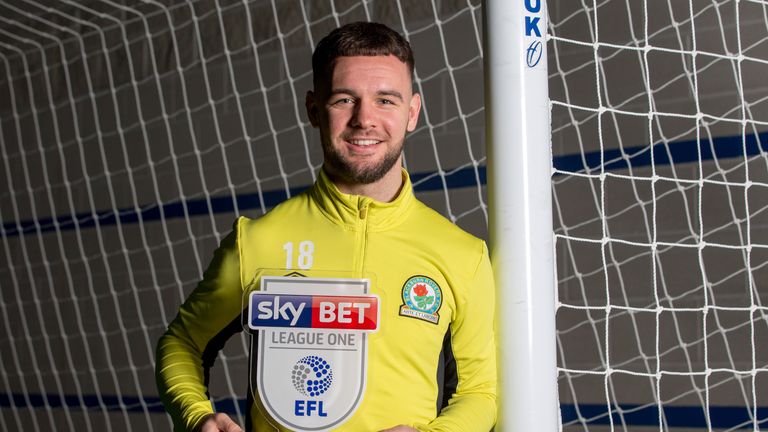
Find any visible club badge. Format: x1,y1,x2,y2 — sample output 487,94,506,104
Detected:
399,275,442,324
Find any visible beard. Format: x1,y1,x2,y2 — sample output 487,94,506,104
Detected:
322,138,403,185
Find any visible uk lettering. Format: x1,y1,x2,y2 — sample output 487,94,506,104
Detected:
524,0,544,68
524,0,541,37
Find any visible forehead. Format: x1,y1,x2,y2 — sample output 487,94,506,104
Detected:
329,55,412,89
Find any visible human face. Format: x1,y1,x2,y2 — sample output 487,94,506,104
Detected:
306,55,421,187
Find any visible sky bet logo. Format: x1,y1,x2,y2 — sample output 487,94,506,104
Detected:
248,293,379,331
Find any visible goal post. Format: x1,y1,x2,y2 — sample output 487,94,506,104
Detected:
484,0,558,430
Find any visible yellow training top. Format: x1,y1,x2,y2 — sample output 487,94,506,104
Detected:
155,168,497,431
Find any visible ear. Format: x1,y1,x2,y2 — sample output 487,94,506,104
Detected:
306,91,320,127
406,92,421,132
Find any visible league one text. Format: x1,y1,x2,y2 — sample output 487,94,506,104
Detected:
248,280,379,431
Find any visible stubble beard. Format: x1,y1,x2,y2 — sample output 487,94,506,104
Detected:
322,138,404,185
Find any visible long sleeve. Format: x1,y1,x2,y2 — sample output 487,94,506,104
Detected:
422,242,497,431
155,222,244,431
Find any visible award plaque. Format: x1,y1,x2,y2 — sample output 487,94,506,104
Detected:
247,276,379,431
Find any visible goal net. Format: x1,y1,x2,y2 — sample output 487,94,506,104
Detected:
0,1,486,430
552,0,768,430
0,0,765,431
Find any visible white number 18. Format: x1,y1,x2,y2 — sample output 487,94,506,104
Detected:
282,240,314,269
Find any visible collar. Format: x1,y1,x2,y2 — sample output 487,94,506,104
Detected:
309,167,416,231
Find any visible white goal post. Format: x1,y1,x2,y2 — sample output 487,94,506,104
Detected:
484,0,558,430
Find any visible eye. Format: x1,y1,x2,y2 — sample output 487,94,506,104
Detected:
378,98,395,105
333,97,354,105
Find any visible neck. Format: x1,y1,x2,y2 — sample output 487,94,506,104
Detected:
327,166,404,203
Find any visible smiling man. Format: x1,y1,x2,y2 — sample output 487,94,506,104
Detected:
156,22,497,432
307,27,421,202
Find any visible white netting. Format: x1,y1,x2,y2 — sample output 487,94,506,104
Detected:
0,0,485,430
551,0,768,430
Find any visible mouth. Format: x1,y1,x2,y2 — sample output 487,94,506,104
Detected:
346,138,382,147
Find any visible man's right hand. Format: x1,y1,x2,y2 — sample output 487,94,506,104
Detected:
195,413,243,432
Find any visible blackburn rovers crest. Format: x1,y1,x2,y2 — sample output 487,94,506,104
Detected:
247,276,379,431
399,275,442,324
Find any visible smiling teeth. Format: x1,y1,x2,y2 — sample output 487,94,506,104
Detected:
349,139,380,146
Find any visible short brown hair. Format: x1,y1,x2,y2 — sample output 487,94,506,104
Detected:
311,22,415,90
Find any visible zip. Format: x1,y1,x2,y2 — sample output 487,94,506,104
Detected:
355,198,370,278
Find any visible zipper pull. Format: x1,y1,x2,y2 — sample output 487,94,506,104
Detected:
358,197,371,220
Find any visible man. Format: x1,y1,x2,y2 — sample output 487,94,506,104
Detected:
156,22,496,432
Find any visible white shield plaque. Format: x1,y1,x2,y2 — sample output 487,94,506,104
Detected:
247,276,379,431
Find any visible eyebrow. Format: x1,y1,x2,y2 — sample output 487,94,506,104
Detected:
330,88,405,102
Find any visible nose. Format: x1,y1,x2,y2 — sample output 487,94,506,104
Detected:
350,100,376,129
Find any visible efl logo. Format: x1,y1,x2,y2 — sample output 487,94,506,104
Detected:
248,293,379,331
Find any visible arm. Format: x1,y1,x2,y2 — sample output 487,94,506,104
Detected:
155,222,245,431
422,242,497,432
